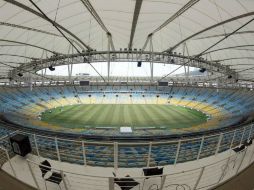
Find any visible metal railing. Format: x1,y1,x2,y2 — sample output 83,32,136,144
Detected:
0,123,253,169
1,142,254,190
0,146,16,177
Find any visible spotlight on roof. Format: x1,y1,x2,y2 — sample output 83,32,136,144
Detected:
17,73,23,77
48,65,55,71
199,68,206,73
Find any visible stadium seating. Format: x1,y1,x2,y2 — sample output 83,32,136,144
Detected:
0,85,254,133
0,85,254,168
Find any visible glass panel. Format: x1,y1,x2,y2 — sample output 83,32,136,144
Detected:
150,142,178,166
36,135,58,161
219,131,234,153
177,138,202,163
200,135,220,159
57,139,83,165
118,144,149,168
84,143,114,167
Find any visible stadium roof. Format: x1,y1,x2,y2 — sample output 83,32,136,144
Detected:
0,0,254,81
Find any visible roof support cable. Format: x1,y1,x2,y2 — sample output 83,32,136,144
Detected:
157,17,254,82
166,12,254,52
140,0,199,51
152,0,200,34
0,54,37,60
213,0,227,36
193,31,254,40
80,0,117,60
28,0,106,82
0,22,84,50
28,0,81,54
80,0,115,51
24,30,31,64
198,17,254,56
0,39,60,55
51,0,61,54
202,45,254,55
4,0,92,50
54,0,61,22
213,57,254,62
0,62,18,69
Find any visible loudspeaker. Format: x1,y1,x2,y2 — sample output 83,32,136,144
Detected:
48,65,55,71
143,167,163,176
18,73,23,77
137,61,142,67
199,68,206,73
10,134,32,157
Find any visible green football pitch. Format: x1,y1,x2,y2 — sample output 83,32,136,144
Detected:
41,104,208,130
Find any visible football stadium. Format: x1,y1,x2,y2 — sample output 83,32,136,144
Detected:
0,0,254,190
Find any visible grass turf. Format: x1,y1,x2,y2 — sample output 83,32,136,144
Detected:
41,104,208,130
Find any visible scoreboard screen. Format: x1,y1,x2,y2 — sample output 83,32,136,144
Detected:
158,82,168,86
80,81,90,86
